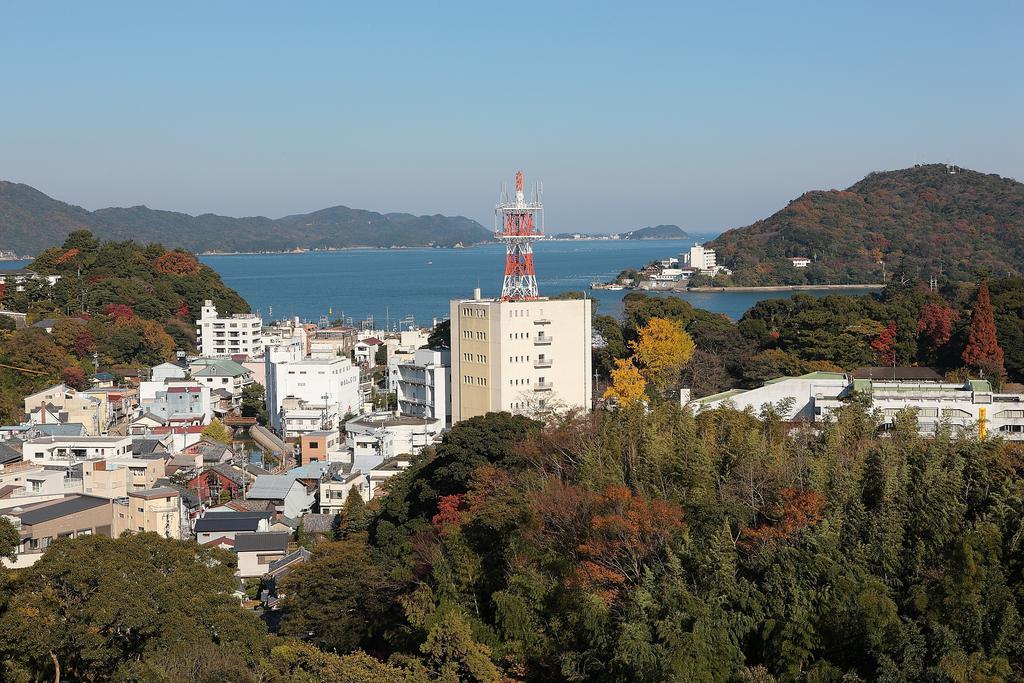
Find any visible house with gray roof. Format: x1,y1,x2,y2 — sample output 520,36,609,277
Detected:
246,475,316,519
234,531,290,578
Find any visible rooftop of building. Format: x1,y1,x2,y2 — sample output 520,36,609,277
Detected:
233,531,290,553
25,435,131,445
348,414,437,428
189,358,252,377
850,366,943,381
129,487,180,500
246,475,303,500
5,494,109,526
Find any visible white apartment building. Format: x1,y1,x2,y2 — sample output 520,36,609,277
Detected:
195,300,263,358
266,356,361,433
449,293,592,423
395,348,451,426
22,436,134,464
279,397,340,439
681,244,722,274
345,413,443,461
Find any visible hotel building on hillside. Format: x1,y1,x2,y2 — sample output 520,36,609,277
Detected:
195,300,264,358
449,290,592,423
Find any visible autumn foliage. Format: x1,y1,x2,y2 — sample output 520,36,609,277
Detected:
917,301,959,351
870,321,897,365
603,357,646,406
102,303,135,323
740,487,826,547
962,282,1005,379
154,250,202,276
55,247,80,265
628,317,695,395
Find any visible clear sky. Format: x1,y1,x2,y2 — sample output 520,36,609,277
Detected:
1,1,1021,233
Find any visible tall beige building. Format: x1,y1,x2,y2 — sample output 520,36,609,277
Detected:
450,292,592,422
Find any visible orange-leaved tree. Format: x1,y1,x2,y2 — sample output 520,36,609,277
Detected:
962,281,1005,381
629,316,695,395
603,357,646,407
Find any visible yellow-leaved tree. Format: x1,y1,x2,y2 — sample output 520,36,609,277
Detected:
630,317,695,395
603,357,647,407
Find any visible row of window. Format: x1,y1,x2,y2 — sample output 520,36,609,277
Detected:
463,353,487,363
462,330,487,340
509,332,531,340
463,375,488,386
462,307,488,318
509,308,536,317
510,355,532,362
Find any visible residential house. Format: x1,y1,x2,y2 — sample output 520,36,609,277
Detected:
187,463,251,506
319,471,369,514
345,413,442,461
234,531,290,578
111,487,182,539
194,510,273,545
0,495,111,568
245,474,317,519
299,430,345,465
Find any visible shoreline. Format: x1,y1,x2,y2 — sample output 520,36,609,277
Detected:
685,284,884,292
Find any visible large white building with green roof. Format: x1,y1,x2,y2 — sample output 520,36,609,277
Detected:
689,371,1024,441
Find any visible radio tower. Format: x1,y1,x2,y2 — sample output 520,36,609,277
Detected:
496,170,544,299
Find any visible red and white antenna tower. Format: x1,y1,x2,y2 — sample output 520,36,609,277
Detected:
496,170,544,299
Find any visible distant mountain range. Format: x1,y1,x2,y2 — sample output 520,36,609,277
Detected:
622,225,689,240
708,164,1024,285
0,181,493,255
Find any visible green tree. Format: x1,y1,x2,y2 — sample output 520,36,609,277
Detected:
0,534,267,682
201,419,232,444
279,538,392,654
241,382,268,424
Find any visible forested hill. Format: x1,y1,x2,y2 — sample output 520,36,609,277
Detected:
0,231,249,421
623,224,689,240
0,181,492,255
707,164,1024,286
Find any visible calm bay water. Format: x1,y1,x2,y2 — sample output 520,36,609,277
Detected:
196,241,874,327
1,243,875,326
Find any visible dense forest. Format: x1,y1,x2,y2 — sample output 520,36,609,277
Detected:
0,231,249,421
0,181,491,255
2,400,1023,681
705,164,1024,286
590,277,1024,401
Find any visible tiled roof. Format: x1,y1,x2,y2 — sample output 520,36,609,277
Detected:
233,531,290,553
13,495,108,526
299,513,335,534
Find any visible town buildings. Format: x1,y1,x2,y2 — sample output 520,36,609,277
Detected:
690,368,1024,441
449,292,592,422
265,356,361,433
395,348,452,426
195,300,263,358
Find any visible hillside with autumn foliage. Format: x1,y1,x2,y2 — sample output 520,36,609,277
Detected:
706,164,1024,286
0,230,248,421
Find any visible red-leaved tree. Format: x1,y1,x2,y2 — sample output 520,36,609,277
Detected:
917,301,959,352
102,303,134,323
870,321,897,366
962,282,1005,379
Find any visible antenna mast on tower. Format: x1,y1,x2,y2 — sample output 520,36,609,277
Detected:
496,170,544,299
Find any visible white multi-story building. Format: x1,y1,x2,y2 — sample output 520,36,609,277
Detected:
681,243,720,273
278,397,340,439
21,435,134,464
395,348,451,426
266,356,361,433
449,292,592,423
195,300,263,358
344,413,443,461
692,371,1024,441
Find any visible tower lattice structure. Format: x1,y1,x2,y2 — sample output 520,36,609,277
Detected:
496,170,544,300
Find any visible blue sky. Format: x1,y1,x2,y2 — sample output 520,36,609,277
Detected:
1,1,1021,233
